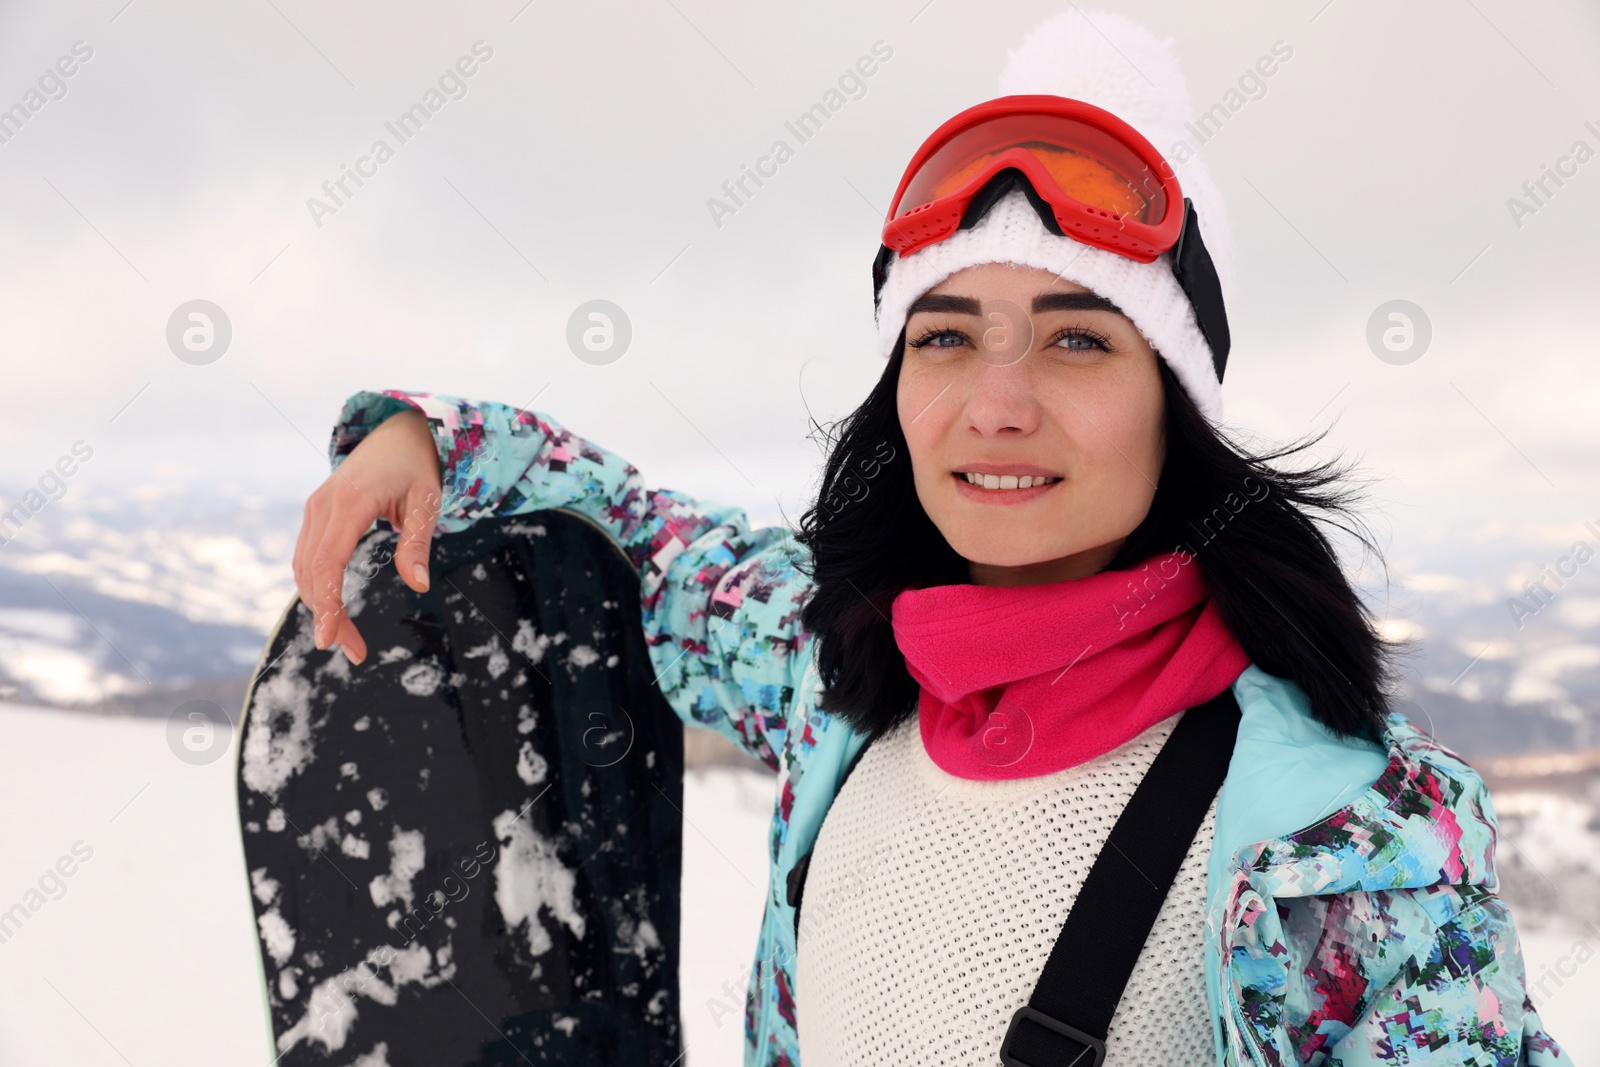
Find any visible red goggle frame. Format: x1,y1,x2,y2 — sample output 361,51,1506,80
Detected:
882,95,1184,263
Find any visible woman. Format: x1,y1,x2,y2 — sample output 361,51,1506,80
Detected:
292,13,1564,1066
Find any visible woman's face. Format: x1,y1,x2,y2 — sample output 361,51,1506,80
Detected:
896,263,1166,587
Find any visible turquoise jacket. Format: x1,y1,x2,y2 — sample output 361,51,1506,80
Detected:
331,390,1567,1067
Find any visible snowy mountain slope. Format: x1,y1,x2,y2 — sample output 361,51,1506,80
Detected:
2,486,1598,763
0,488,298,706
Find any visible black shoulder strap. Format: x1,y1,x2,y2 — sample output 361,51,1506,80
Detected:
1000,688,1242,1066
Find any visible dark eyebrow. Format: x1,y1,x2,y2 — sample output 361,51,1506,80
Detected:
906,291,1126,318
906,293,981,316
1031,291,1126,316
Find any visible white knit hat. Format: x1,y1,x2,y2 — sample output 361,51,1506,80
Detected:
874,10,1233,421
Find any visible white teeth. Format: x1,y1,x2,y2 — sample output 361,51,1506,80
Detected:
960,472,1059,490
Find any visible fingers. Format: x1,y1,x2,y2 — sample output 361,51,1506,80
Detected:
332,614,367,665
293,408,442,665
392,482,441,594
308,480,380,651
332,480,438,662
294,489,331,617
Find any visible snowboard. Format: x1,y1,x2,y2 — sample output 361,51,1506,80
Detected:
236,510,685,1066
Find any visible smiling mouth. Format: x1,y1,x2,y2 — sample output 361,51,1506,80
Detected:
954,471,1063,491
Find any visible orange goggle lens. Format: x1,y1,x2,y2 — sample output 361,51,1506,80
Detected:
894,112,1170,227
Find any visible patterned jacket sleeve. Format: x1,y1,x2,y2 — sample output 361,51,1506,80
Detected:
329,390,813,772
1302,886,1566,1065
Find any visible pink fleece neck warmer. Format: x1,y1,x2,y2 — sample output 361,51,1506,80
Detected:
891,551,1250,781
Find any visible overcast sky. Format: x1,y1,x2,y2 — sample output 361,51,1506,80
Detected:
2,0,1598,586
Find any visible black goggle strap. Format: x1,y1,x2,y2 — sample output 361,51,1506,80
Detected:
1170,197,1231,381
872,183,1231,383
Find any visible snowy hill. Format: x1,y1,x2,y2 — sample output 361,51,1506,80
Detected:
1383,534,1600,757
0,486,297,707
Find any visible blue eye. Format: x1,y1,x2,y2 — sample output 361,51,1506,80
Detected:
909,329,970,350
1053,329,1112,352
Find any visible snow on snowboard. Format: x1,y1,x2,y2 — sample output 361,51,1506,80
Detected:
237,511,685,1065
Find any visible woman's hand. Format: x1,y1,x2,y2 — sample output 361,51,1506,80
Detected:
293,410,443,665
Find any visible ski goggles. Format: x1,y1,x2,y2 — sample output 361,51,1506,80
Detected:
873,95,1231,374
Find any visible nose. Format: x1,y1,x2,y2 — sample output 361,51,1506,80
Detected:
962,358,1041,437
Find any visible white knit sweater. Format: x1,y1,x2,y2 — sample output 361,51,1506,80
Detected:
793,712,1215,1065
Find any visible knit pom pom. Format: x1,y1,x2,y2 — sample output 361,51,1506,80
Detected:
997,10,1192,150
995,10,1233,295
